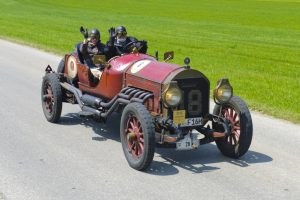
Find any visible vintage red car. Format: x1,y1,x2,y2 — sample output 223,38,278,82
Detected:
41,41,253,171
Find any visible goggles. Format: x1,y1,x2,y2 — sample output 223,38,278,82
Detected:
90,35,99,43
90,34,98,39
117,31,127,37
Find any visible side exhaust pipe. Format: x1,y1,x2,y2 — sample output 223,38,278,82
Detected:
60,82,154,120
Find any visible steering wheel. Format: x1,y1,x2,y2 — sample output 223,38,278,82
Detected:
123,40,147,53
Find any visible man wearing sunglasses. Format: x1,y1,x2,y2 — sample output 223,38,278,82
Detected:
106,25,147,59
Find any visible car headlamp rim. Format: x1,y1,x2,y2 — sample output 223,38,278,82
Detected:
164,88,182,106
163,81,182,107
213,79,233,104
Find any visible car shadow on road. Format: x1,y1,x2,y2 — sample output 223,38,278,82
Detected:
59,112,121,142
147,146,272,176
59,112,273,176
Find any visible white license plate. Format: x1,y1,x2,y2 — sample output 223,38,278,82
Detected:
180,117,203,127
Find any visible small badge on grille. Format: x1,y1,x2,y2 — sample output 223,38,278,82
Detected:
173,110,186,125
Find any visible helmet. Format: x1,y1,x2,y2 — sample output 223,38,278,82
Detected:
116,26,127,34
116,26,127,43
89,28,100,44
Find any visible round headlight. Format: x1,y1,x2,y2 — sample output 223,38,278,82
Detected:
163,82,182,107
214,79,233,104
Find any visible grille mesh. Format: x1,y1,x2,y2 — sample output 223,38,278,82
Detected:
175,78,209,118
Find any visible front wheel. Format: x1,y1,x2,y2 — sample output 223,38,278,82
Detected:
120,103,155,171
41,73,62,123
213,96,253,158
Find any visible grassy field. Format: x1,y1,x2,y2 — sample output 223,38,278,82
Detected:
0,0,300,123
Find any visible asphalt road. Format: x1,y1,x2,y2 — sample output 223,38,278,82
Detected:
0,39,300,200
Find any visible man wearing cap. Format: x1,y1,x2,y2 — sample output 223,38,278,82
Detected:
79,28,108,68
79,28,108,82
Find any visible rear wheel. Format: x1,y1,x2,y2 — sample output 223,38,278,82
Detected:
120,103,155,171
41,73,62,123
57,58,65,73
213,96,253,158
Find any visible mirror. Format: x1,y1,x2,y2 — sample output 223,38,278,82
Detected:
164,51,174,62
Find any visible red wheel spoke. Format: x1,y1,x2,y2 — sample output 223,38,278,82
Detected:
126,133,130,141
128,128,134,133
229,108,233,119
125,123,131,136
127,142,132,150
137,130,143,137
137,120,141,129
224,109,229,118
43,94,50,100
47,87,53,95
138,143,144,155
128,140,133,147
232,135,238,145
227,136,230,143
130,121,135,128
139,143,144,151
133,118,138,127
233,113,238,121
131,143,137,155
134,143,139,156
234,120,240,126
139,137,144,143
234,131,240,140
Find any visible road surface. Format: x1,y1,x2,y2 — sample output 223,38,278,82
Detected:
0,39,300,200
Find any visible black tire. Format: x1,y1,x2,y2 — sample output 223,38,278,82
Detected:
213,96,253,158
41,73,63,123
120,103,155,171
57,58,65,73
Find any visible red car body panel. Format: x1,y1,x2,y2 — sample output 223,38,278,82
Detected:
68,53,185,102
63,53,191,114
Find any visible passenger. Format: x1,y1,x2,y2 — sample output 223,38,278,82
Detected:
106,25,147,59
79,27,107,69
79,27,108,81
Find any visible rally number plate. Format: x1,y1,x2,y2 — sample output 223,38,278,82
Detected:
176,133,199,150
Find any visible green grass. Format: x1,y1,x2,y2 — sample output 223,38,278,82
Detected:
1,0,300,123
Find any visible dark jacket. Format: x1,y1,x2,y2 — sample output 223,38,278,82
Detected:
115,36,138,55
106,36,139,59
79,41,108,67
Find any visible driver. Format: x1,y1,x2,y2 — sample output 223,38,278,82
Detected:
106,25,147,59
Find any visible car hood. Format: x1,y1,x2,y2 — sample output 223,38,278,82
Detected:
125,58,184,84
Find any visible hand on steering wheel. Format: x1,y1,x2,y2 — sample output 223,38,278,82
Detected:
123,40,146,53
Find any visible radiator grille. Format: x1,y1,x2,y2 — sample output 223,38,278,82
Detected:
175,78,209,118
